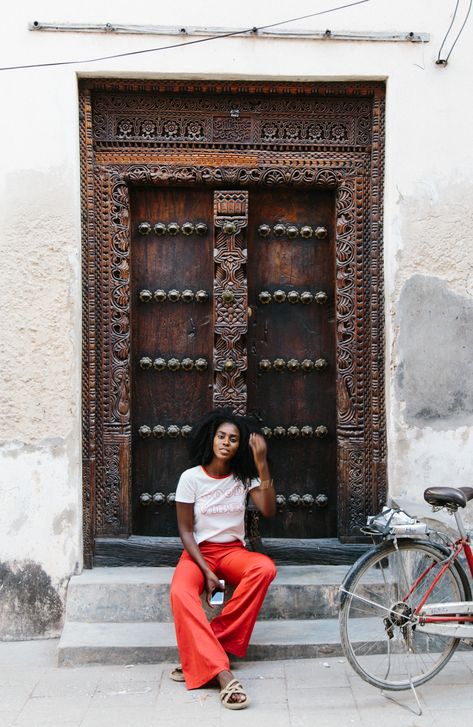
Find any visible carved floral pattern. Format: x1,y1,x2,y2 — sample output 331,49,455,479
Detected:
103,443,121,526
107,115,361,146
335,180,358,430
258,118,354,145
213,191,249,415
112,115,212,143
92,88,372,148
338,440,366,532
213,117,252,142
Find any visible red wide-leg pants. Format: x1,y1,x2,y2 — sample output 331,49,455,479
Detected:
170,540,277,689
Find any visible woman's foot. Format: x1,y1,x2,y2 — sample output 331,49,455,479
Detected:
217,670,250,709
169,665,185,682
169,666,219,688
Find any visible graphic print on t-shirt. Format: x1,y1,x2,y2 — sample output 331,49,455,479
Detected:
175,466,259,544
199,481,247,515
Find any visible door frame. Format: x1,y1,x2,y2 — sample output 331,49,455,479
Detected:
80,78,386,567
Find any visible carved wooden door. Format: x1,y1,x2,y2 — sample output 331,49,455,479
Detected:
247,188,336,538
131,187,336,538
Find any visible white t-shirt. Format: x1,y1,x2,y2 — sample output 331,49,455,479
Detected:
175,465,260,544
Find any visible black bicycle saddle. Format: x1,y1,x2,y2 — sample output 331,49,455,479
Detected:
424,486,473,509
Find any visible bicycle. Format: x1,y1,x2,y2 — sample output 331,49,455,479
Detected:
339,485,473,697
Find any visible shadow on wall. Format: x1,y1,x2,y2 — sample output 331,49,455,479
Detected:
0,561,63,641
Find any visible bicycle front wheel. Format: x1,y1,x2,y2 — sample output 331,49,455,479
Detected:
339,539,470,691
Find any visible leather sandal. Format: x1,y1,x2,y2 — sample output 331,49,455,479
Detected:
169,665,185,682
219,678,250,710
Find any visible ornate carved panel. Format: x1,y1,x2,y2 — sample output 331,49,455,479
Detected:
92,89,372,149
213,191,249,414
81,79,386,564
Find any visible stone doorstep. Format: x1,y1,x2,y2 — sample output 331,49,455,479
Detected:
57,618,348,667
59,566,360,667
65,565,351,623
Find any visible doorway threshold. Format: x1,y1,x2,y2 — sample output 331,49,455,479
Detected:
94,536,368,567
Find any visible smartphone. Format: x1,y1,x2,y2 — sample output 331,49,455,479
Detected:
210,579,225,605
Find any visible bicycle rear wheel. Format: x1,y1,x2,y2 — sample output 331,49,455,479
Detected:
339,539,470,691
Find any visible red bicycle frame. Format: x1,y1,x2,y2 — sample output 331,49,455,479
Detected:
403,536,473,624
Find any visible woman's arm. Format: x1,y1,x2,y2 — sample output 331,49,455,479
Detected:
248,433,277,517
175,502,223,605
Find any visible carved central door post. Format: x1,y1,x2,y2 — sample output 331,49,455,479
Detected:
213,191,249,414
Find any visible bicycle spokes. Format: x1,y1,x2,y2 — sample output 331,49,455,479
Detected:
339,541,466,691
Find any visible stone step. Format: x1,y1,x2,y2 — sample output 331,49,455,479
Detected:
58,618,349,667
65,565,350,623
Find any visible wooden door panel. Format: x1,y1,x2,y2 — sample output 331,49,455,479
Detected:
130,187,213,535
131,184,337,539
247,188,337,538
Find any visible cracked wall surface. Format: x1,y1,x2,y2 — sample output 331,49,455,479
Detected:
396,275,473,429
0,561,64,641
0,67,82,638
387,182,473,529
393,183,473,300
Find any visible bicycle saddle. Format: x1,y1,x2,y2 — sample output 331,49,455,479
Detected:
424,486,473,509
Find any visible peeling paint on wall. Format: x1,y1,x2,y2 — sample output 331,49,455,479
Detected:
395,183,473,299
0,440,82,629
396,275,473,430
52,507,76,536
0,561,64,640
0,167,78,447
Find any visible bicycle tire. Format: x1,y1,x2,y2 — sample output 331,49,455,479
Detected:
339,539,471,691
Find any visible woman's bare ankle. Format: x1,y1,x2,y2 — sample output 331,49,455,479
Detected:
217,670,247,704
216,669,234,689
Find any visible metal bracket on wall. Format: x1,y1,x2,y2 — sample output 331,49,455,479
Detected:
30,22,429,43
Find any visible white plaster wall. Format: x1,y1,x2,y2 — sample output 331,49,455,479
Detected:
0,57,82,635
1,0,473,635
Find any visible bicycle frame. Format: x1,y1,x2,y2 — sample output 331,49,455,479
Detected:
338,498,473,701
409,509,473,636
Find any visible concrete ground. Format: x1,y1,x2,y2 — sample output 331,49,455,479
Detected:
1,639,472,727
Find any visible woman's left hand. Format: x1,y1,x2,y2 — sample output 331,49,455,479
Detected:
249,432,267,466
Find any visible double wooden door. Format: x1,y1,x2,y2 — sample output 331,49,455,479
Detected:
131,185,336,539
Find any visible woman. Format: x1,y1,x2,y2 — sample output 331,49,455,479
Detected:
169,409,277,710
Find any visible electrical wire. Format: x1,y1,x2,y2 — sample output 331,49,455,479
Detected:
437,0,472,64
437,0,460,62
443,0,472,62
0,1,371,71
